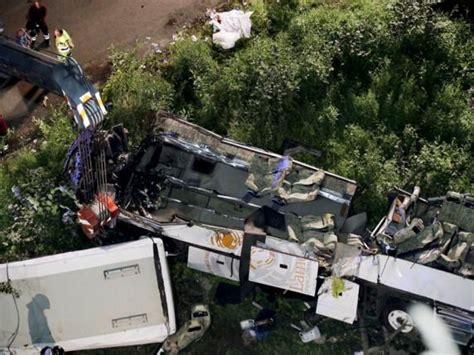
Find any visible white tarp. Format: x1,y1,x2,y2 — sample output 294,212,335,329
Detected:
248,246,318,296
209,10,252,49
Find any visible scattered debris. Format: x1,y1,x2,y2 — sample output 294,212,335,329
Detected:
241,308,275,345
61,206,75,225
2,106,473,354
373,188,474,277
112,114,472,350
290,321,322,343
162,304,211,354
40,345,65,355
11,185,22,201
151,42,162,53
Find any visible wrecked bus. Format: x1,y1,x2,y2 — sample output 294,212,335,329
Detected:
367,188,474,345
114,113,473,348
0,238,176,354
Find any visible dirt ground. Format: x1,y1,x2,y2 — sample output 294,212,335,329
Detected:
0,0,220,140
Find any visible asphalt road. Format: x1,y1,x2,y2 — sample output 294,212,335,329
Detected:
0,0,219,134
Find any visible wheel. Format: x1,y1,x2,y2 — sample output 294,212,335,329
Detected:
381,300,415,334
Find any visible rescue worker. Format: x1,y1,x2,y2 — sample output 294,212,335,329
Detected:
15,28,32,48
0,113,9,154
26,0,50,48
54,28,74,59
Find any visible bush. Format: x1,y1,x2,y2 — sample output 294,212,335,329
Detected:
325,125,402,222
103,48,174,142
219,35,301,149
411,141,473,195
0,109,88,262
163,38,218,125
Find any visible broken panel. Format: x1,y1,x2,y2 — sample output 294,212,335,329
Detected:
377,255,474,312
333,243,378,283
187,246,240,281
248,246,318,296
316,278,359,324
162,224,244,256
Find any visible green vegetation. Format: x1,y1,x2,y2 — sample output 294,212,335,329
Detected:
0,0,472,352
0,108,88,262
103,48,174,143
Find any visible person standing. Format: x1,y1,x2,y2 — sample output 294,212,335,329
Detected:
54,28,74,59
26,0,50,48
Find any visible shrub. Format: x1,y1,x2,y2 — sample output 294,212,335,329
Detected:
103,48,174,142
164,38,218,125
0,109,88,262
324,125,402,222
220,35,301,149
411,141,473,195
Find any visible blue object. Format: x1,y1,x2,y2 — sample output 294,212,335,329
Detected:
64,129,94,189
272,156,291,188
15,34,30,47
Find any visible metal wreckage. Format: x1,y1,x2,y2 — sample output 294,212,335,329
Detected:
1,112,473,354
0,19,472,355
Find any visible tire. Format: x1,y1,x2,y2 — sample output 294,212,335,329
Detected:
381,300,415,334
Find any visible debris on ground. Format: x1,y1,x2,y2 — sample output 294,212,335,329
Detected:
162,304,211,354
208,9,252,49
241,308,276,345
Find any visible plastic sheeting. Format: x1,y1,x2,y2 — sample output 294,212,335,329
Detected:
209,10,253,49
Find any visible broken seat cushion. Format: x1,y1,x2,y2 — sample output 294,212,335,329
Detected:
278,170,325,203
396,220,444,255
245,156,292,194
